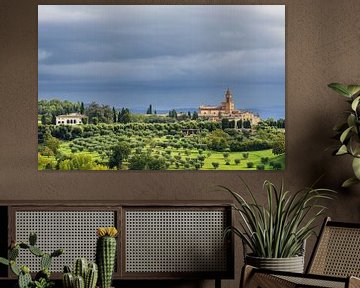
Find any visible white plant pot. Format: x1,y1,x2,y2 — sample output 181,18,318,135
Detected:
245,254,305,273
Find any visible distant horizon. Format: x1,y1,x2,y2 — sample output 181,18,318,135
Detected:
39,96,285,119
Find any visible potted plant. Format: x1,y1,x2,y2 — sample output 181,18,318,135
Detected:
0,232,63,288
328,83,360,187
222,179,334,273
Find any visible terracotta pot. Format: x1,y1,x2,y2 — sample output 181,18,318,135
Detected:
245,254,305,273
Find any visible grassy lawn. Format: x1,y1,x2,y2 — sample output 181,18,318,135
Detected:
202,149,283,170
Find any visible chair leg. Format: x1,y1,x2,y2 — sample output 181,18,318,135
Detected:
240,265,255,288
215,278,221,288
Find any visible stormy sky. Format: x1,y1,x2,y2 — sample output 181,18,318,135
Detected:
38,5,285,118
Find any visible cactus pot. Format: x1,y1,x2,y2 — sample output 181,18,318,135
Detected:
245,254,304,273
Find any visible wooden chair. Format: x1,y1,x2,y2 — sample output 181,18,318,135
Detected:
241,217,360,288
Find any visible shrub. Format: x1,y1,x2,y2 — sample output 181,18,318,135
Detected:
128,154,148,170
247,162,254,168
242,152,249,159
234,159,241,165
261,157,269,164
256,164,265,170
273,162,282,170
212,162,220,169
148,157,167,170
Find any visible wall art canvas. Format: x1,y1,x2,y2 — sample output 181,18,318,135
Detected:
38,5,285,171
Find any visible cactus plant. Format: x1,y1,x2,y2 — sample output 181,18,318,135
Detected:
74,258,88,279
63,272,74,288
0,232,63,288
96,227,118,288
85,262,98,288
19,267,32,288
74,275,85,288
63,259,98,288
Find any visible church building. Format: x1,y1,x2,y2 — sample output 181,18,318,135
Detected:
198,89,261,126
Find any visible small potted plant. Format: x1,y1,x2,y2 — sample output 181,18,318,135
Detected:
0,232,63,288
328,83,360,187
222,179,334,273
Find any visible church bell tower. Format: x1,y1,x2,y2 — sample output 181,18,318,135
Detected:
225,88,235,113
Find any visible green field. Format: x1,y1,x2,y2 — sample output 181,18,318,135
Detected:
39,136,284,171
38,120,285,170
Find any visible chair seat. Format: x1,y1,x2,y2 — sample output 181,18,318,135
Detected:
242,265,360,288
277,275,346,288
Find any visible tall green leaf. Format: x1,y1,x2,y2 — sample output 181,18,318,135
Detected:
328,83,351,97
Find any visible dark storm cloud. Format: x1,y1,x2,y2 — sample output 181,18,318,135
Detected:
38,5,285,118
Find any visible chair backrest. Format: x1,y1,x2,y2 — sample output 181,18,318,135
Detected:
307,217,360,277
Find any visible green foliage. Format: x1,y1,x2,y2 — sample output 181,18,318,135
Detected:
38,118,285,170
212,162,219,169
192,111,199,120
118,108,131,124
222,179,335,258
146,104,153,115
242,152,249,159
44,134,60,155
168,109,177,119
32,277,54,288
86,102,113,124
206,129,230,151
59,154,101,170
328,82,360,187
256,164,265,170
261,157,269,164
63,259,97,288
247,162,254,168
38,99,81,116
234,159,241,165
128,154,148,170
108,142,131,169
272,133,285,155
148,157,167,170
0,233,63,288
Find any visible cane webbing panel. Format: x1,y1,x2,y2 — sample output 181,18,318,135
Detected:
276,275,345,288
125,210,227,273
15,211,115,272
309,226,360,277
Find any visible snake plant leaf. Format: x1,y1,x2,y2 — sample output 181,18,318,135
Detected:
347,85,360,97
342,177,360,188
352,157,360,179
336,144,348,155
351,96,360,111
328,83,351,97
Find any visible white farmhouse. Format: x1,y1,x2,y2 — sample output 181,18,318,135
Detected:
56,113,85,125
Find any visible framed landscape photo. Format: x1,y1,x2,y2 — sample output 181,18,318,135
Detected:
38,5,285,171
